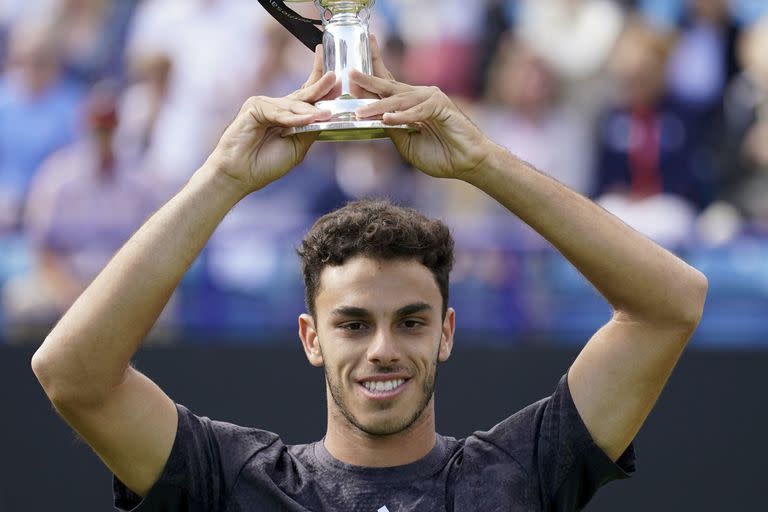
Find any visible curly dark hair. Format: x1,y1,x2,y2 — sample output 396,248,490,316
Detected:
298,198,455,318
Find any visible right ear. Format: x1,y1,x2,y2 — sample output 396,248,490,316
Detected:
299,313,324,367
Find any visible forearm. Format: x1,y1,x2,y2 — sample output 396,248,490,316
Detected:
464,146,707,325
32,162,246,404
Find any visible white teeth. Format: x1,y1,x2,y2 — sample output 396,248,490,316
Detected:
363,379,405,393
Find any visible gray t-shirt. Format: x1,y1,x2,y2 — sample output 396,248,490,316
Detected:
114,375,635,511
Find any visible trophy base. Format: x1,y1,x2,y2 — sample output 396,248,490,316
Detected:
284,119,418,142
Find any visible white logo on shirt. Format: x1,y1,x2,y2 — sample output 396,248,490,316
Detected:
378,507,390,512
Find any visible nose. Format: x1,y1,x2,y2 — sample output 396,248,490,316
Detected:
366,328,401,366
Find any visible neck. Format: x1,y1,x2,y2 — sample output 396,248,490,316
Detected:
323,397,437,467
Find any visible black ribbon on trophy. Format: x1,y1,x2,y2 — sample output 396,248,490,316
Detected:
257,0,323,51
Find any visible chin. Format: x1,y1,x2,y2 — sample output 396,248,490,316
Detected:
357,416,413,437
353,404,429,437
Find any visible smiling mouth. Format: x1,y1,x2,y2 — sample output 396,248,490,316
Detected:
358,378,410,399
362,379,405,393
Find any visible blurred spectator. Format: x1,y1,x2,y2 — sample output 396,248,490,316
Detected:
594,19,706,245
640,0,768,27
383,0,487,97
116,52,173,173
0,0,55,64
731,0,768,24
517,0,625,115
481,35,593,195
717,17,768,232
1,83,159,335
476,0,518,96
518,0,625,81
45,0,137,84
0,21,84,233
334,141,416,204
252,21,318,98
125,0,272,188
665,0,740,115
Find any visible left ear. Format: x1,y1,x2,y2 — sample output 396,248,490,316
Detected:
438,307,455,363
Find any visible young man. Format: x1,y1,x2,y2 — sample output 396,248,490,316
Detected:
31,44,707,511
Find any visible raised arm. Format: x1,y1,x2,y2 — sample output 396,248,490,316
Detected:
31,66,335,497
460,149,707,461
351,52,707,462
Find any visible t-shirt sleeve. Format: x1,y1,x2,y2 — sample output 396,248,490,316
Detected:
472,373,636,511
113,403,281,511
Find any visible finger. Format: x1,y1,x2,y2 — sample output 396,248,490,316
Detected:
302,44,325,88
259,95,328,117
292,71,336,103
349,69,411,98
288,101,327,116
251,102,327,128
370,34,394,80
382,102,435,125
350,81,380,100
355,90,432,118
322,80,343,102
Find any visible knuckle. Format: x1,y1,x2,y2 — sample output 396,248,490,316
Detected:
428,86,444,98
246,95,265,108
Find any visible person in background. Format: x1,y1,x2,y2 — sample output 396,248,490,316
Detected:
0,21,83,233
0,0,56,64
716,16,768,232
45,0,137,85
1,83,159,338
516,0,625,116
664,0,741,116
383,0,486,97
481,34,593,196
594,19,710,245
116,52,173,170
124,0,271,188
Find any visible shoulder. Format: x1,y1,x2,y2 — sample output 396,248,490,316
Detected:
461,386,556,478
176,404,283,460
459,375,636,510
114,404,286,511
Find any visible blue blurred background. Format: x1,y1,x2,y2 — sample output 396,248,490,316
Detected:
1,0,768,347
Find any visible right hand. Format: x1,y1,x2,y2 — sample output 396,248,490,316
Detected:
209,47,335,193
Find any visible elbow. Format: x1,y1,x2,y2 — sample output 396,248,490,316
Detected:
31,345,55,394
673,268,709,331
32,334,125,410
31,336,105,408
31,342,72,405
621,268,709,333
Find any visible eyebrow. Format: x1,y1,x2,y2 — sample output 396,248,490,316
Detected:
330,306,371,319
394,302,433,317
330,302,433,319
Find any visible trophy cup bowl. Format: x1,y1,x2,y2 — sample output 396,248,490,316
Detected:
283,0,416,141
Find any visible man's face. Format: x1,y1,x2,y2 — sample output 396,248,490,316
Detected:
299,256,454,437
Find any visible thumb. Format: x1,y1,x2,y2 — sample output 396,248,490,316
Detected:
292,130,322,158
370,34,394,80
385,128,411,158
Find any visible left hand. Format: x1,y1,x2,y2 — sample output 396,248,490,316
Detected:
350,39,495,180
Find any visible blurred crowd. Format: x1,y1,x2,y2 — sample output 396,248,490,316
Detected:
1,0,768,344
